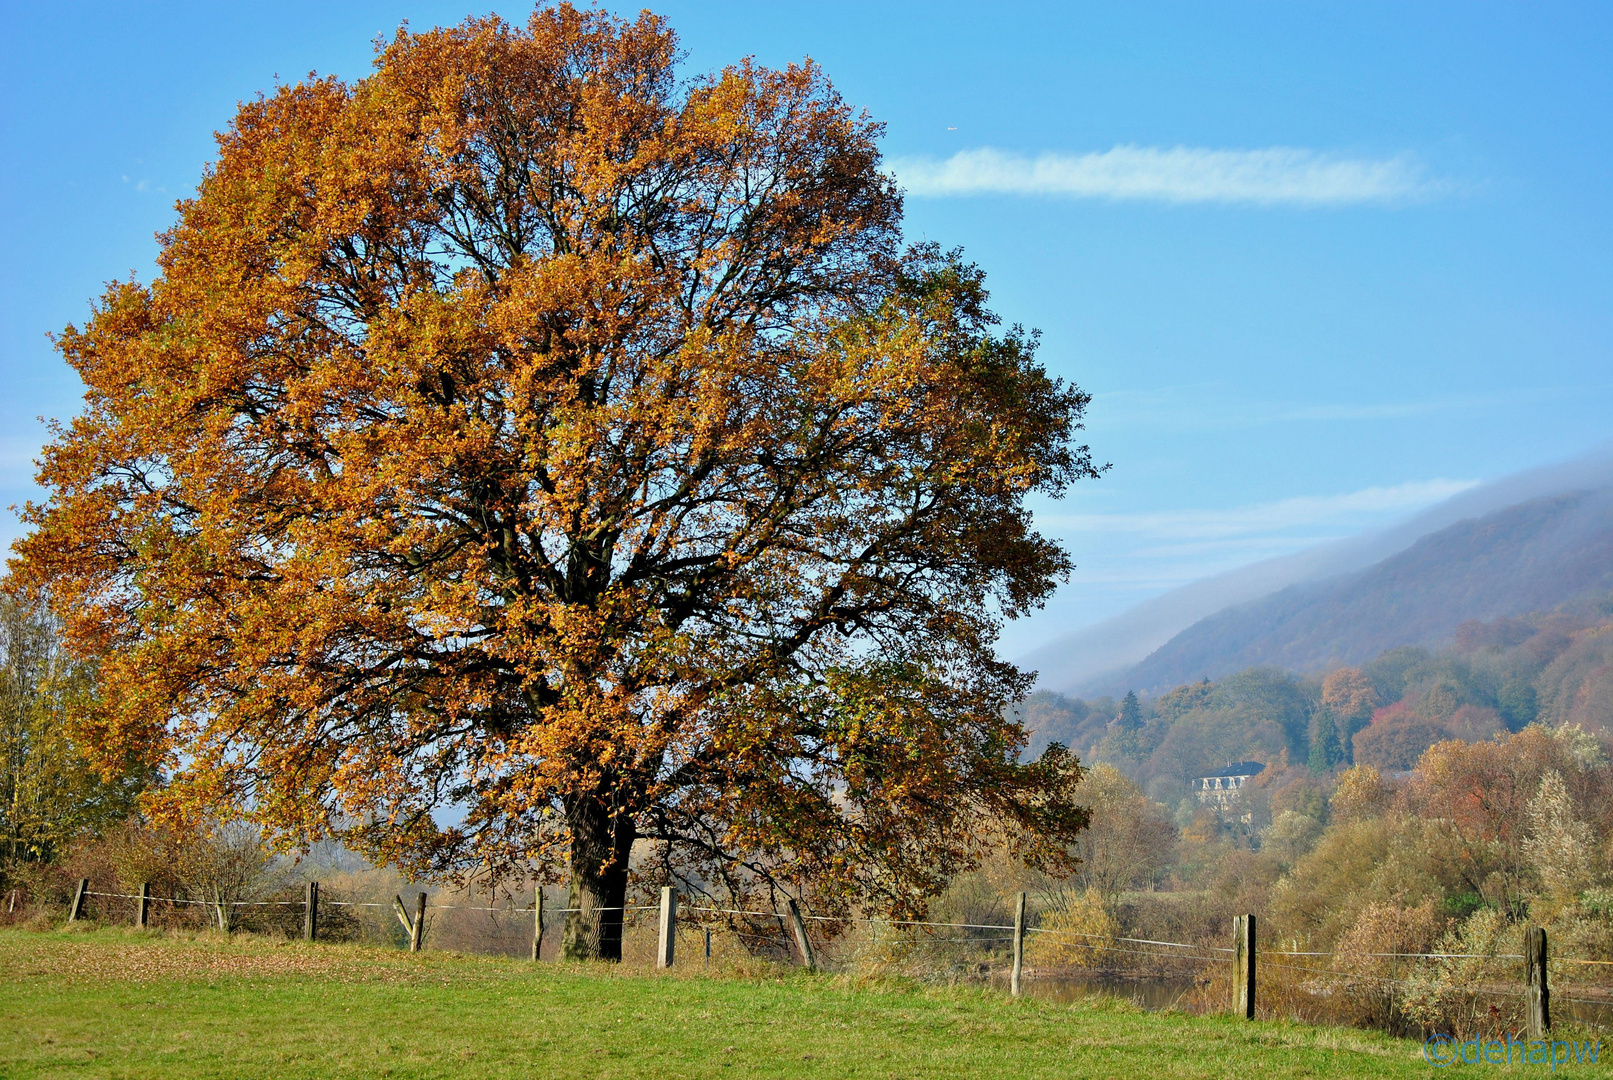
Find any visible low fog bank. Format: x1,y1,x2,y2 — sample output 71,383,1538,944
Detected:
1019,441,1613,695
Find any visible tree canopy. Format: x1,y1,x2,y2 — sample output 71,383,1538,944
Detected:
14,5,1098,957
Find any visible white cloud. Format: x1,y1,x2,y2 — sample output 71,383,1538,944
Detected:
1041,478,1478,539
1085,385,1568,433
889,145,1442,205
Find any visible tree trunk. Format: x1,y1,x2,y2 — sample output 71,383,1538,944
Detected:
561,797,635,961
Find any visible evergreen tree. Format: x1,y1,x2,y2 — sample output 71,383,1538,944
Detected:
1307,710,1342,774
1116,691,1144,732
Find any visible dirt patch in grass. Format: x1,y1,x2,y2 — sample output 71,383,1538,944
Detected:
0,928,483,986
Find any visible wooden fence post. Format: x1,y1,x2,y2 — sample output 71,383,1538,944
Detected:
410,891,426,953
656,887,678,969
303,881,318,942
136,882,151,929
392,894,412,943
1233,914,1257,1019
1011,891,1027,997
67,879,88,923
1525,925,1550,1038
787,898,816,972
531,890,544,961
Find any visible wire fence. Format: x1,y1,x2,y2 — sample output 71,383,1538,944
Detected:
34,881,1613,1037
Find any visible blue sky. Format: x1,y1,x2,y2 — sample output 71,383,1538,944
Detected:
3,2,1610,656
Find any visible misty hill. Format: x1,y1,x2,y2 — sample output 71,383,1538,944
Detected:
1021,445,1613,693
1105,488,1613,694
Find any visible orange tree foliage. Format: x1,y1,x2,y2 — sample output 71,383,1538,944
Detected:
1321,667,1379,729
13,6,1098,958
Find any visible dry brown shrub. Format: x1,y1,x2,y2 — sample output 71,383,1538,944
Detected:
1333,898,1442,1031
1025,888,1118,971
1400,907,1525,1038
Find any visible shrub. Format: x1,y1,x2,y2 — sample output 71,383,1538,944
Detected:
1400,907,1522,1037
1333,898,1442,1032
1025,888,1118,971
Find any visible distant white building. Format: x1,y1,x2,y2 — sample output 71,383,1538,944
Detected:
1193,761,1266,814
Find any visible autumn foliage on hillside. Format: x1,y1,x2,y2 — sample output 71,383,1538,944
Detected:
12,6,1098,957
988,606,1613,1032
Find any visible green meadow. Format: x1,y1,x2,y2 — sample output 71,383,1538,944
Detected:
4,926,1584,1079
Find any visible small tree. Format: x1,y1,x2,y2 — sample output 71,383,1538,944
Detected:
1307,710,1341,774
16,6,1097,958
1328,763,1388,823
0,585,145,879
1321,667,1379,756
1115,691,1144,732
1061,763,1175,905
1523,769,1593,905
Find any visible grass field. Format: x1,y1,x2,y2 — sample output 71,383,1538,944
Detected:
0,926,1596,1079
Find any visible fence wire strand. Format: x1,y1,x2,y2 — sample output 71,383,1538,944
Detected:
54,885,1613,1022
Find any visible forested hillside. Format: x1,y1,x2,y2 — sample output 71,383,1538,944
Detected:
1025,603,1613,812
1102,489,1613,694
990,607,1613,1040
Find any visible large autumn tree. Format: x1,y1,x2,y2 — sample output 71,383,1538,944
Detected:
15,5,1099,958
